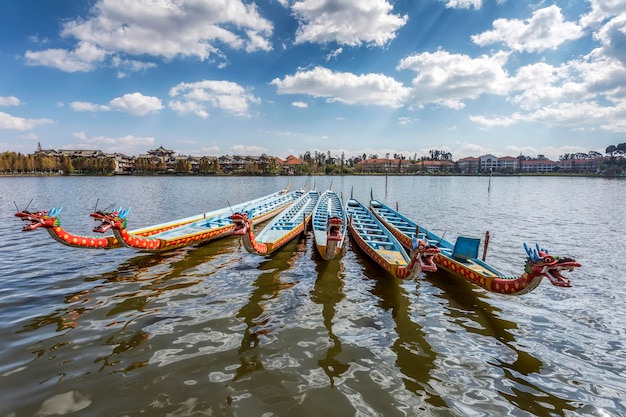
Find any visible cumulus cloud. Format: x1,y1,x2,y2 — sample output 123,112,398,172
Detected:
397,50,511,109
0,96,21,106
109,93,163,116
271,66,411,108
0,112,54,130
292,101,308,108
25,41,107,72
168,80,260,117
580,0,626,27
292,0,407,46
471,6,584,52
24,0,273,72
594,14,626,66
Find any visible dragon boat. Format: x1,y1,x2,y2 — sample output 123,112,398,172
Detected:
97,188,301,252
369,199,581,295
231,189,320,256
311,189,347,260
345,199,439,280
14,206,193,249
14,187,294,250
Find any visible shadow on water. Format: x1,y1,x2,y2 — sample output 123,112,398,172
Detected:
309,250,349,387
426,269,578,416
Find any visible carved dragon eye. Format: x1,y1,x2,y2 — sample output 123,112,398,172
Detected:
543,256,555,263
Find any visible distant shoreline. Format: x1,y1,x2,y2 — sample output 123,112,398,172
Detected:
1,172,623,178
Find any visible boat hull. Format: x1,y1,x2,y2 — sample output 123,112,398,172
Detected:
369,200,579,295
111,188,298,252
312,190,347,260
346,199,421,280
238,190,320,256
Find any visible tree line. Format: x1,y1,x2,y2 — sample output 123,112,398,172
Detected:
2,144,625,175
0,152,116,174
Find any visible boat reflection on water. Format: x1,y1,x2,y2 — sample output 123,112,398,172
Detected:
310,250,349,387
17,237,242,375
233,235,308,381
425,269,578,415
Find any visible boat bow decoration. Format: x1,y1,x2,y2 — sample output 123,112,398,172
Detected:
346,198,440,280
232,189,320,256
15,207,123,249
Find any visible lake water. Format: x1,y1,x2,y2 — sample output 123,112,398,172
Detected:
0,175,624,417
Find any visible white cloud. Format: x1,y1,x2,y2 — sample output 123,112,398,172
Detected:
397,50,511,108
292,0,407,47
169,100,209,119
325,48,343,61
0,96,21,106
442,0,482,10
110,56,158,78
70,101,111,112
25,41,107,72
525,101,625,131
169,80,260,117
580,0,626,27
469,114,519,129
109,93,163,116
292,101,308,108
0,112,54,130
25,0,274,73
471,6,584,53
271,66,411,108
594,14,626,66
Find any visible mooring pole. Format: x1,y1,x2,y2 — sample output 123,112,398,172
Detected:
482,230,490,261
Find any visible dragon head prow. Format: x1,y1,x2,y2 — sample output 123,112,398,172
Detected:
92,207,129,232
230,212,251,235
16,207,61,231
411,237,440,272
524,243,581,287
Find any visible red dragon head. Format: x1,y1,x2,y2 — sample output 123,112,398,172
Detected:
230,212,251,235
326,216,344,242
524,243,581,287
91,207,129,233
411,237,440,272
15,207,62,231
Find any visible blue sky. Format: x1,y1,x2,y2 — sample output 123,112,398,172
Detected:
1,0,625,161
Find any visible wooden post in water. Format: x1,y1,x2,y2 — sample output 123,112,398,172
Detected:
482,230,490,261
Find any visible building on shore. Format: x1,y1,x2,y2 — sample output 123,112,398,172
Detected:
9,144,614,175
